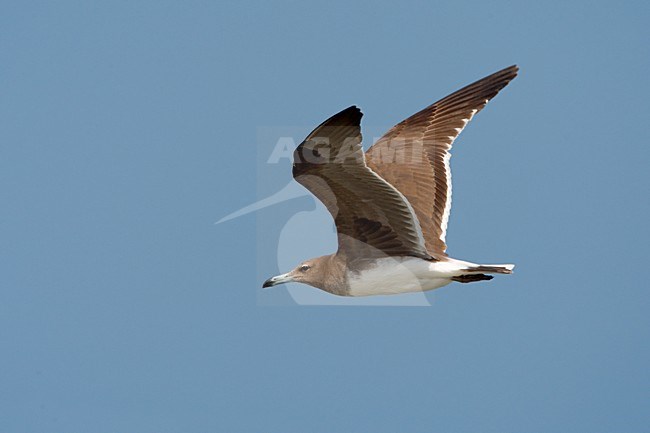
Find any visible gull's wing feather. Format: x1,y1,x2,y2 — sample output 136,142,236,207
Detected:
293,106,432,260
366,65,519,256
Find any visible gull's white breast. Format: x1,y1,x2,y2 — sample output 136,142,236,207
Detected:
346,257,475,297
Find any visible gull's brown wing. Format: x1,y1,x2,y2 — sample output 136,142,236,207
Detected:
365,65,519,257
293,106,432,260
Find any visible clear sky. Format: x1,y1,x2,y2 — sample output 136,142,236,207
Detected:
1,1,649,432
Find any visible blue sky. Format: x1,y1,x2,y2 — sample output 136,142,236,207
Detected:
1,0,649,432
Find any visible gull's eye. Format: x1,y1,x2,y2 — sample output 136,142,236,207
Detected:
299,265,310,272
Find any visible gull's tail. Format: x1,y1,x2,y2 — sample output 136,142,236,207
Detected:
451,263,514,284
467,264,515,275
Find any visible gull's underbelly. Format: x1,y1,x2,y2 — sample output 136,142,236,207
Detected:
346,257,474,297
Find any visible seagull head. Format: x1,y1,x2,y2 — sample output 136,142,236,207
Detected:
262,260,316,289
262,254,346,293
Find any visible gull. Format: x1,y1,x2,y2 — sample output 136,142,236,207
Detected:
263,65,518,296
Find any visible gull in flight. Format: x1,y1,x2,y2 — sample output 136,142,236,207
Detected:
263,65,518,296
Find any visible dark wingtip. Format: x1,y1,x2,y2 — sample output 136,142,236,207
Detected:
500,64,519,80
335,105,363,122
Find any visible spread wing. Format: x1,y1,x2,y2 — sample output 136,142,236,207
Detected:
293,106,432,260
365,65,519,256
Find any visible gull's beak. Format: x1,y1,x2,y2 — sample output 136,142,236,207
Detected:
262,272,295,288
